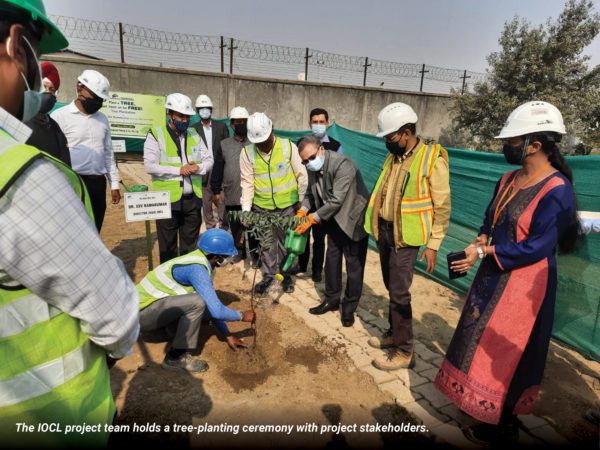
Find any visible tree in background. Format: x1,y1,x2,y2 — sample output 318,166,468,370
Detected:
447,0,600,153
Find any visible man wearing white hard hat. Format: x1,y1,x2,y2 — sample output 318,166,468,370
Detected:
52,69,120,232
193,94,229,229
144,93,213,263
211,106,251,259
365,102,451,371
240,112,308,294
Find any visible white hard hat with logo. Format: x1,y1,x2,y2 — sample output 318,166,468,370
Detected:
495,101,566,139
247,112,273,143
230,106,249,119
376,102,418,137
165,93,195,116
77,69,110,100
195,94,213,109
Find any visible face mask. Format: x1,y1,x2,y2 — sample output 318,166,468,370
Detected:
80,96,103,114
199,108,212,120
306,155,324,172
172,118,189,133
385,140,406,156
233,123,247,136
38,92,57,114
311,124,326,138
11,36,43,122
502,139,529,165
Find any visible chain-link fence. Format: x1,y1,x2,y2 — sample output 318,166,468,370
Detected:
50,15,488,94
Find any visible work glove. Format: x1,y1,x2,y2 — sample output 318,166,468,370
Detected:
294,214,317,235
294,209,307,219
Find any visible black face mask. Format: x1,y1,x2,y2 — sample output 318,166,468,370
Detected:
38,92,57,115
385,140,406,156
80,96,103,114
502,140,529,165
234,123,247,137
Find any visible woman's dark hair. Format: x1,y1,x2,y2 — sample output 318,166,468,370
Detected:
530,133,582,254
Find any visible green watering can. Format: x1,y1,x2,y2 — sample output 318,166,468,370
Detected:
275,228,308,280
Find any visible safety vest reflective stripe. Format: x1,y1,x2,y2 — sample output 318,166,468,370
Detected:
139,277,170,300
0,340,92,407
0,294,62,338
154,266,188,295
137,250,211,310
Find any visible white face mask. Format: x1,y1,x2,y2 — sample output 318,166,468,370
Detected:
199,108,212,120
311,123,327,138
8,36,42,122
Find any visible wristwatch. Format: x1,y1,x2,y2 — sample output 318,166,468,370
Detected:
476,246,485,259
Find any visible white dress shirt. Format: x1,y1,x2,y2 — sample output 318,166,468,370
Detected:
143,126,213,195
0,107,139,359
51,101,120,190
202,121,213,154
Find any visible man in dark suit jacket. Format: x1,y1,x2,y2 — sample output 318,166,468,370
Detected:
193,94,230,228
294,135,369,327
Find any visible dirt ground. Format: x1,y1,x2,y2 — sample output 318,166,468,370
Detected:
101,167,599,447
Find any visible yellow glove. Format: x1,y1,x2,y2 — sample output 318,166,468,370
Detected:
294,214,317,235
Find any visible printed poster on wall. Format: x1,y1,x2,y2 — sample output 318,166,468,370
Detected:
105,92,165,139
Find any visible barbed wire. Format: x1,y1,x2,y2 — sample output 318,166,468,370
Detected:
48,15,489,93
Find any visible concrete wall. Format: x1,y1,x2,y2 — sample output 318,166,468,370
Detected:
46,56,452,140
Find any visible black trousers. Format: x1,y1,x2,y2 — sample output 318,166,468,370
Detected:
298,223,326,275
156,195,202,263
81,175,107,232
323,220,369,317
376,219,420,354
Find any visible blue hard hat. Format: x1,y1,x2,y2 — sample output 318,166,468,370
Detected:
198,229,238,256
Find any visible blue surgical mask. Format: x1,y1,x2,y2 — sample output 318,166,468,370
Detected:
15,37,42,122
306,155,324,172
172,118,189,133
199,108,212,120
311,124,326,138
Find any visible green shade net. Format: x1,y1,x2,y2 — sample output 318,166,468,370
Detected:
50,102,600,361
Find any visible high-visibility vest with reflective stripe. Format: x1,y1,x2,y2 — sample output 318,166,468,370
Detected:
245,137,299,210
0,130,113,447
365,143,447,246
149,125,204,203
137,249,211,310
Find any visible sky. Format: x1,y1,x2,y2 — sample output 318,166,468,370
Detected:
45,0,600,73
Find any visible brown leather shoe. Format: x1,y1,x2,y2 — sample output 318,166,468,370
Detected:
372,349,415,371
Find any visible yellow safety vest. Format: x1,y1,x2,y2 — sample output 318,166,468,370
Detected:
365,143,448,246
137,249,211,310
245,137,299,210
149,125,204,203
0,130,113,447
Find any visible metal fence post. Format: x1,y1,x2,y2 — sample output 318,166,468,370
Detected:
304,47,312,81
118,22,125,63
220,36,225,73
419,64,429,92
229,37,236,74
460,69,471,95
363,57,371,87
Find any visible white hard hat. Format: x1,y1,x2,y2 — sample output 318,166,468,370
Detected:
230,106,249,119
165,93,195,116
376,102,418,137
495,101,566,139
195,94,213,109
247,112,273,143
77,69,110,100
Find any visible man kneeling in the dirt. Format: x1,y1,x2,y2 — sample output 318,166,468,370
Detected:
137,229,255,373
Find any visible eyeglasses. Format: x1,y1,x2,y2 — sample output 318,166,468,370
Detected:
301,146,323,165
384,130,404,143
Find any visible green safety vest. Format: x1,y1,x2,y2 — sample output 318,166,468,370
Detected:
149,125,204,203
137,249,211,310
365,143,448,247
245,137,299,210
0,130,113,447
